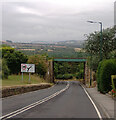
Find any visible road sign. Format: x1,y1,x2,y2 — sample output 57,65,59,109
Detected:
21,64,35,73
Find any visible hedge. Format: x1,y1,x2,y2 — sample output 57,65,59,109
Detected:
2,59,9,79
96,62,102,91
97,59,116,93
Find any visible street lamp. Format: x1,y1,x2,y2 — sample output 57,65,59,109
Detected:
87,20,103,61
87,20,103,87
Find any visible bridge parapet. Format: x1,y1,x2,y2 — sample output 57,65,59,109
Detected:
54,58,87,62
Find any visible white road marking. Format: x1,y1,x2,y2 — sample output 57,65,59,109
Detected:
1,82,69,120
81,85,103,120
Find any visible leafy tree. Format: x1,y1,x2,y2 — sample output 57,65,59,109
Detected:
28,55,47,78
108,50,116,59
54,62,84,79
36,62,47,77
54,62,71,76
2,47,28,74
5,51,28,74
84,27,116,74
84,27,116,59
76,63,84,79
2,47,15,57
87,55,100,72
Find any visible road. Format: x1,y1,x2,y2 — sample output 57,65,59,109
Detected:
2,81,103,119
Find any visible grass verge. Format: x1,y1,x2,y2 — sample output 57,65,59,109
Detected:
2,74,47,87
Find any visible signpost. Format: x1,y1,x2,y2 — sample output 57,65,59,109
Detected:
21,64,35,83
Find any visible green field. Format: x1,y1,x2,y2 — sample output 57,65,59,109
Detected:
2,74,48,87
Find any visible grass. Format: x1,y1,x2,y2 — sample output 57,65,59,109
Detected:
2,74,47,87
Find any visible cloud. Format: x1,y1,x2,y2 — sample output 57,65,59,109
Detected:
17,6,43,16
2,0,115,42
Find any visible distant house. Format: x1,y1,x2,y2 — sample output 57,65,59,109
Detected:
2,40,7,44
6,40,12,43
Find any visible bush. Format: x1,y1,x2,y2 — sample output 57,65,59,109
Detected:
114,78,116,89
55,74,64,79
36,62,47,78
76,71,84,79
56,74,73,80
97,59,116,93
76,75,79,79
2,59,9,79
96,62,102,91
64,74,73,79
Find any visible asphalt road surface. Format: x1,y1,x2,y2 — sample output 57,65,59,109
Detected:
2,81,103,119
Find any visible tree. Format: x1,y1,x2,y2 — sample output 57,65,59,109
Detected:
87,55,100,72
2,47,28,74
28,55,47,78
84,27,116,59
2,47,15,58
54,62,84,79
108,50,116,59
36,62,47,77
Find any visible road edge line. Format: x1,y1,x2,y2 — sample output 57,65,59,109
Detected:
80,84,103,120
80,84,112,119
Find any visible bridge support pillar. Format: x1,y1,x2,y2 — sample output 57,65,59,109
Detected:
83,62,86,85
45,60,54,83
84,61,91,86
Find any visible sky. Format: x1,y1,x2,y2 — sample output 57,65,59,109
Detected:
1,0,116,43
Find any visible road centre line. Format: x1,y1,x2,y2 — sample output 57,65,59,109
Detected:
81,85,102,120
1,82,69,120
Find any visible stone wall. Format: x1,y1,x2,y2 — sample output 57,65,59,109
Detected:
2,83,52,98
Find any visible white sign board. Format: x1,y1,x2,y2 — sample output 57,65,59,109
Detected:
21,64,35,73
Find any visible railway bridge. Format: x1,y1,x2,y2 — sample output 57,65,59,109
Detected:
46,58,88,84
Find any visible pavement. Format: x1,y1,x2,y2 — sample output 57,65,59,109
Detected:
83,85,115,119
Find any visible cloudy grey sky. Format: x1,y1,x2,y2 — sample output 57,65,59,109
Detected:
2,0,115,42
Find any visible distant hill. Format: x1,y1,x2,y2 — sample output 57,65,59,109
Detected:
32,41,51,44
55,40,84,48
31,40,84,48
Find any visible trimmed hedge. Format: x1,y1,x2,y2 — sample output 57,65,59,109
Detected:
97,59,116,93
96,62,102,91
56,74,73,80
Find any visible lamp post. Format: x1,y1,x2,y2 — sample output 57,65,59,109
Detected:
87,21,103,86
87,20,103,61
